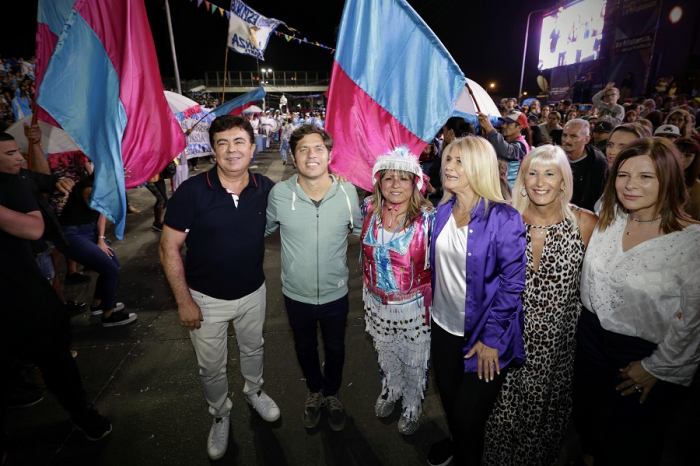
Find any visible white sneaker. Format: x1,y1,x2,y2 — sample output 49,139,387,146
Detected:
207,415,230,460
247,390,280,422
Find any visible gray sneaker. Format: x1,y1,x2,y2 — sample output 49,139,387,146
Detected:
303,391,324,428
325,394,345,431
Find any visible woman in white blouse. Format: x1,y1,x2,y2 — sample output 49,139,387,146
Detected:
575,137,700,466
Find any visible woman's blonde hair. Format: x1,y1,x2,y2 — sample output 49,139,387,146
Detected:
371,169,432,226
439,136,504,209
512,144,576,226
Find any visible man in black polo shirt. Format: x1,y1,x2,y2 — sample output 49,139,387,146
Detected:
159,116,279,461
0,133,111,453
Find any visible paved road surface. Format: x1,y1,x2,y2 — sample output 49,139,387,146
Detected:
5,143,696,465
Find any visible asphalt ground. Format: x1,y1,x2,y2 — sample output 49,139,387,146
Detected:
4,142,697,466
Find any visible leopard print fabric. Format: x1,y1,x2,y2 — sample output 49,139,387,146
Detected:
484,217,586,466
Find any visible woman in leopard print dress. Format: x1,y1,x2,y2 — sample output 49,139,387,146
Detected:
484,145,597,466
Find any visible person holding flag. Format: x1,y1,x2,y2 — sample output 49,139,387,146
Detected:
1,133,112,453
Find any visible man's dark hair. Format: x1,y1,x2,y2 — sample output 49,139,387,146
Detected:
646,110,664,128
562,99,572,106
0,132,16,141
520,125,533,148
289,125,333,155
530,124,544,146
444,117,472,138
208,115,254,147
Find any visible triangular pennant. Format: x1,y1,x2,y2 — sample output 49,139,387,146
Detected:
315,42,320,46
219,7,224,17
197,0,203,6
204,1,210,10
210,4,216,14
331,49,335,54
303,37,308,42
285,35,292,42
225,11,230,19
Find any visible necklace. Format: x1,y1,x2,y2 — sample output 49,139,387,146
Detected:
626,213,662,235
529,224,555,235
525,212,563,236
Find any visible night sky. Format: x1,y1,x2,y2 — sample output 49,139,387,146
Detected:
5,0,557,97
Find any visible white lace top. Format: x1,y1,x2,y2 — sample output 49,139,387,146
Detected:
580,211,700,386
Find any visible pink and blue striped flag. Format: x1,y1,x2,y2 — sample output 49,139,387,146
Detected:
36,0,186,239
33,0,75,127
209,87,266,117
326,0,466,191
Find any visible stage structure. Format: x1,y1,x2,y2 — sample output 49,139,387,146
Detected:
531,0,700,103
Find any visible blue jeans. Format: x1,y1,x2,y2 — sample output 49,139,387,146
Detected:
36,248,55,281
56,223,120,310
284,294,348,396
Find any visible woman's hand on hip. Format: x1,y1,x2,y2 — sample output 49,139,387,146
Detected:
465,340,500,382
616,360,658,403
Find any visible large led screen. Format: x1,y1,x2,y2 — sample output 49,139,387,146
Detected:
538,0,607,70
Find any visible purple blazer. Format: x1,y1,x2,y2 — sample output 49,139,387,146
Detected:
430,197,527,372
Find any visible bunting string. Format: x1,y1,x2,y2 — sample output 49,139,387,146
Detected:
273,31,335,54
186,0,335,54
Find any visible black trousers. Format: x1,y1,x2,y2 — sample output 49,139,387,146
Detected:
573,309,687,466
146,179,168,209
431,322,507,466
284,294,349,397
2,275,88,449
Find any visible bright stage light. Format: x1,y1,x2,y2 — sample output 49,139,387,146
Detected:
669,7,682,24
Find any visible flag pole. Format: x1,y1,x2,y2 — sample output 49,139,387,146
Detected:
465,82,481,113
27,103,39,170
164,0,182,94
186,111,211,136
222,47,229,104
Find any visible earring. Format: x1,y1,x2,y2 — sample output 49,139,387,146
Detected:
520,188,527,197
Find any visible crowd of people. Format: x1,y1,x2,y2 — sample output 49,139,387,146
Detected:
0,56,36,126
2,67,699,466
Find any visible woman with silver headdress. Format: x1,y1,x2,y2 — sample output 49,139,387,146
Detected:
360,147,434,436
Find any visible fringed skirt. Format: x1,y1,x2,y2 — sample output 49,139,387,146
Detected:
363,285,431,420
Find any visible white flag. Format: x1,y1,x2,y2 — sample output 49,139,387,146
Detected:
227,0,283,60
